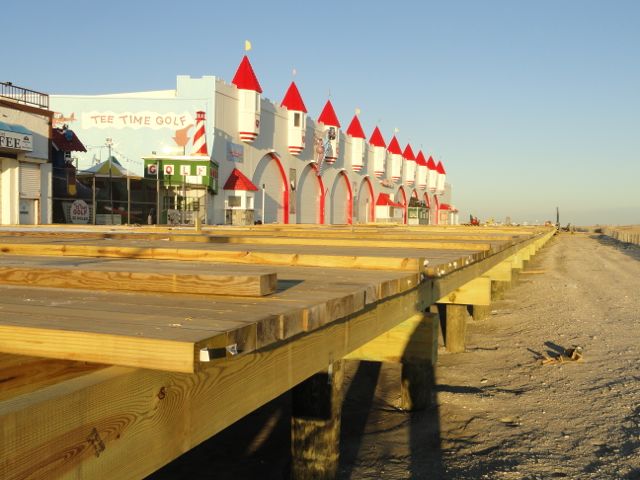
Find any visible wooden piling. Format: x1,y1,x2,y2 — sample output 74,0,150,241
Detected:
291,360,344,480
444,304,467,353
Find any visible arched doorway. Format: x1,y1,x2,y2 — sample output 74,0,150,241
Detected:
330,171,353,224
423,192,431,225
395,186,407,224
253,153,289,224
356,176,375,223
432,194,440,225
297,163,325,224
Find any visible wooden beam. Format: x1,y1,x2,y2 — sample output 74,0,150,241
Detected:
291,360,344,480
483,260,513,282
0,266,277,297
0,242,425,272
436,276,491,306
344,313,437,364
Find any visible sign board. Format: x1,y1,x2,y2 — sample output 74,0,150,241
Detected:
0,130,33,152
196,165,207,176
226,141,244,162
180,165,191,176
70,199,90,224
164,164,175,175
147,163,157,176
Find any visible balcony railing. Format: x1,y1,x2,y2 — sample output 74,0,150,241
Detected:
1,82,49,110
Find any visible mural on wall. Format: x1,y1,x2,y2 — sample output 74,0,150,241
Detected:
50,94,214,176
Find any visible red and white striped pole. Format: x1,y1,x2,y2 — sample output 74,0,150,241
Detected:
192,111,208,156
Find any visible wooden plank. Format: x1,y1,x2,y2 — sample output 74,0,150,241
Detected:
0,241,426,272
0,281,429,480
436,276,491,306
0,265,277,297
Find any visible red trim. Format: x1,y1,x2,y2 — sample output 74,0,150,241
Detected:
423,192,430,208
363,177,375,222
340,171,353,225
268,153,289,224
310,163,325,224
433,195,440,225
397,186,407,224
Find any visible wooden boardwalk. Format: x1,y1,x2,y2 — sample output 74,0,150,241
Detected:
0,224,554,479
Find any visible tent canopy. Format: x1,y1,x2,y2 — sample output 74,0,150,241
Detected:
78,156,141,179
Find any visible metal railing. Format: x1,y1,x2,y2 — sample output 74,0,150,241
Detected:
0,82,49,109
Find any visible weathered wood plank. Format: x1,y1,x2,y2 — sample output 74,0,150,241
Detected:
0,266,277,297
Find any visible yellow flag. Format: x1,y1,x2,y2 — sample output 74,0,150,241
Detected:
355,108,361,115
244,40,252,52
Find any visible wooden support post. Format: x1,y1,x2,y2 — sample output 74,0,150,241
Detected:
439,304,467,353
291,360,344,480
491,280,511,300
471,304,492,321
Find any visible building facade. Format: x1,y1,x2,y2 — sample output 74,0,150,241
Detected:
50,56,456,226
0,83,53,225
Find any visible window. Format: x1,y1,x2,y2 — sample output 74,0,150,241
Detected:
294,112,301,127
227,195,242,208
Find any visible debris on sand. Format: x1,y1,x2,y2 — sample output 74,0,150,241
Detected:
541,346,583,365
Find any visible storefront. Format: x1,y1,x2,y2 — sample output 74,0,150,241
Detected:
0,119,52,224
143,156,218,225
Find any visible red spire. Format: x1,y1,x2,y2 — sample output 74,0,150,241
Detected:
415,150,427,166
346,115,366,138
281,81,307,112
369,127,386,147
436,161,446,174
231,55,263,93
387,135,402,155
426,156,437,170
317,100,340,127
402,144,415,161
223,168,259,191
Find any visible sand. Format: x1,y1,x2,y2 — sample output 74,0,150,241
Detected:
148,233,640,479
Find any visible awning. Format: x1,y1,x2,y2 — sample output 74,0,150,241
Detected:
376,193,404,208
0,121,33,152
77,156,141,179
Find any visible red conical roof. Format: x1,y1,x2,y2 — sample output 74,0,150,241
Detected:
281,81,307,112
231,55,263,93
369,127,386,147
223,168,259,191
317,100,340,127
387,135,402,155
346,115,366,139
426,156,437,170
436,161,446,174
415,150,427,166
403,144,416,161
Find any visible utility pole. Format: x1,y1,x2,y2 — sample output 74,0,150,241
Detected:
106,137,114,221
556,206,560,229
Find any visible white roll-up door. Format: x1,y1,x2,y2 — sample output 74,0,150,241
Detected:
20,162,41,198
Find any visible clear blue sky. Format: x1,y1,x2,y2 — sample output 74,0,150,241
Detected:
5,0,639,225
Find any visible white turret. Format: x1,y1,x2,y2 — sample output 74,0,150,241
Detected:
280,81,307,155
403,143,416,187
317,100,340,164
416,150,428,190
346,114,366,172
426,155,438,192
231,55,262,143
387,135,403,182
369,127,386,178
436,161,446,194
